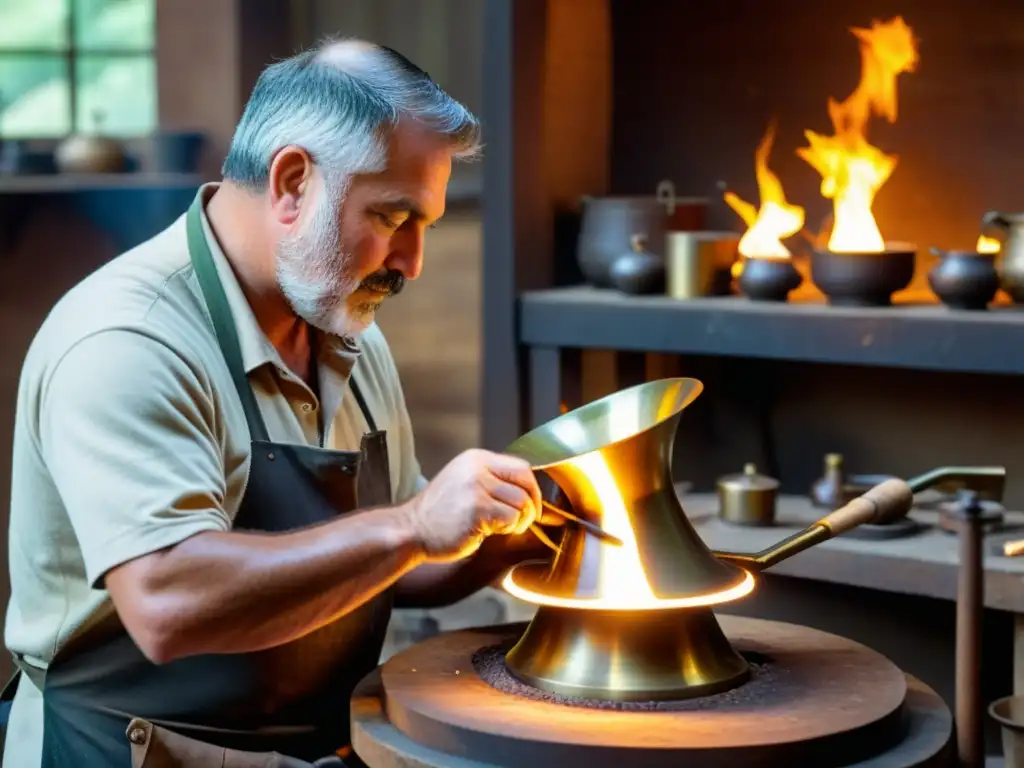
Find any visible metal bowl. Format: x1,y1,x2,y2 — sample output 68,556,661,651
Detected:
810,243,916,307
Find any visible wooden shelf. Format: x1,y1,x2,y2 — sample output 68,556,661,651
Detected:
519,286,1024,376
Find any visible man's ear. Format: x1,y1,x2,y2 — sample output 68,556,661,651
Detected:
267,145,314,227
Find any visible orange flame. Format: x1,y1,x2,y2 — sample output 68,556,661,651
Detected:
977,235,1000,254
797,17,919,253
725,121,806,260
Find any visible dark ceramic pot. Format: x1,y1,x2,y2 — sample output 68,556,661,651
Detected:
927,248,999,310
577,186,707,288
609,235,666,295
738,257,803,302
809,245,916,307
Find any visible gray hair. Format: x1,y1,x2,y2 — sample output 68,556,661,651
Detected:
222,39,482,190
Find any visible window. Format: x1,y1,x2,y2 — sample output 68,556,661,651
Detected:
0,0,155,138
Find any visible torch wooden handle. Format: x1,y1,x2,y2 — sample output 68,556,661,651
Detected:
817,478,915,536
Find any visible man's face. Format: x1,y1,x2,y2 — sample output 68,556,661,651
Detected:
275,126,452,338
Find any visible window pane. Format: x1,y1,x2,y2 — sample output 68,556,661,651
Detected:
0,0,69,50
0,55,70,138
75,54,154,136
74,0,154,51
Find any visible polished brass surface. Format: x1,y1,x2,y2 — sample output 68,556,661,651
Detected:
501,378,916,702
505,606,750,701
907,466,1006,503
505,378,749,602
666,231,738,299
717,463,779,526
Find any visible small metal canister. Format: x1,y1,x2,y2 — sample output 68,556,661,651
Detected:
717,463,779,526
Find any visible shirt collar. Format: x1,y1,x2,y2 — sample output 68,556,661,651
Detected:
195,182,363,376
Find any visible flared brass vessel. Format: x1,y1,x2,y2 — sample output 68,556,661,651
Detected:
505,378,749,605
501,377,920,701
507,606,750,701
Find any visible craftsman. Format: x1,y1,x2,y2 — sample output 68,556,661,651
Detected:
2,40,555,768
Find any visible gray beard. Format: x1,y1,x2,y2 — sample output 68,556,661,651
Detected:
275,190,367,338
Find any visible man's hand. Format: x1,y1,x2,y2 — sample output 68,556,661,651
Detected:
401,449,544,562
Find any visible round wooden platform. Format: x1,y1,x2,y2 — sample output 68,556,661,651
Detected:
351,616,953,768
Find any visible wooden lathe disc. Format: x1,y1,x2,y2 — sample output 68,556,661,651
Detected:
351,615,953,768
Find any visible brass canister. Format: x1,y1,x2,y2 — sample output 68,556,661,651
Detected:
666,231,739,299
717,463,779,526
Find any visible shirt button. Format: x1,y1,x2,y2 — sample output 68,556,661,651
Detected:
128,727,148,745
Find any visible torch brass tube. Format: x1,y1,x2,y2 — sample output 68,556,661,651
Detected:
906,466,1006,501
714,526,831,571
713,478,914,572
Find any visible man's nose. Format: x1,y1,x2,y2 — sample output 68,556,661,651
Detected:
387,228,425,280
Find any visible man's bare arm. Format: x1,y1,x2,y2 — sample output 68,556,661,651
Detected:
104,449,541,664
393,525,556,608
105,504,425,664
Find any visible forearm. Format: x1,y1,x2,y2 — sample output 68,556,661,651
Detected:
394,528,552,608
114,504,425,662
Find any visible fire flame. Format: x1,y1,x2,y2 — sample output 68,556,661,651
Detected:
797,17,919,253
977,235,1000,254
503,449,755,611
725,121,805,260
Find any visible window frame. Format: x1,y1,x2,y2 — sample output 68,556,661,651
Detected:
0,0,156,138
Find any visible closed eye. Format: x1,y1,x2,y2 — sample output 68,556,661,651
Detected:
375,212,400,229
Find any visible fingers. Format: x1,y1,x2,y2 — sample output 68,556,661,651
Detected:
482,481,536,535
481,452,542,535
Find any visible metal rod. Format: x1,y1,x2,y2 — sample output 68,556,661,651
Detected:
541,500,624,547
955,494,984,768
906,466,1006,501
714,526,830,571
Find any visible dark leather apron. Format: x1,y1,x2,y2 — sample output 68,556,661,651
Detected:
23,192,393,766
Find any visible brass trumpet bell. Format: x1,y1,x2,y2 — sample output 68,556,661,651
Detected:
501,377,753,700
499,377,919,701
503,377,751,607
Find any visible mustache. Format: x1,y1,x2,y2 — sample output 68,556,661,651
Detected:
359,270,406,296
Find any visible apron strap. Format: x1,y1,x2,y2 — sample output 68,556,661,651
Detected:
348,375,378,434
186,192,272,443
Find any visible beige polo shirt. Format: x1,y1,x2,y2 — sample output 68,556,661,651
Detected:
2,184,427,767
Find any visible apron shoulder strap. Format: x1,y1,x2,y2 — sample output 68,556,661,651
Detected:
185,194,271,443
348,373,378,434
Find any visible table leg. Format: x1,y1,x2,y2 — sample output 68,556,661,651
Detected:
1014,614,1024,694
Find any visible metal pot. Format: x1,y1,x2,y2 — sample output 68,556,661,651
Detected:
577,180,707,288
927,247,999,310
981,210,1024,302
717,463,779,526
